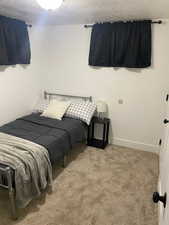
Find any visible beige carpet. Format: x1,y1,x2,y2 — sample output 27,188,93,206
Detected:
0,145,159,225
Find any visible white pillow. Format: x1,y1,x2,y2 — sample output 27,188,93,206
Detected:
41,100,71,120
65,101,97,125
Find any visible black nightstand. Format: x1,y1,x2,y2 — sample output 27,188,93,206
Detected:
87,116,110,149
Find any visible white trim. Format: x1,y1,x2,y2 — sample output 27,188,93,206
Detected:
112,137,159,154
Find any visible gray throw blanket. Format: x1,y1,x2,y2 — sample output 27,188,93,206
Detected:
0,132,52,208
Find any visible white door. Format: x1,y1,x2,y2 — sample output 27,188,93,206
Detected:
159,94,169,225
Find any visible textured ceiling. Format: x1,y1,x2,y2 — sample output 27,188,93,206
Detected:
0,0,168,25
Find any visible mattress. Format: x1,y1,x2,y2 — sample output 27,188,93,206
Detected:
0,113,87,164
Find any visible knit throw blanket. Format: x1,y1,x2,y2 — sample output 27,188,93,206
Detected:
0,132,52,208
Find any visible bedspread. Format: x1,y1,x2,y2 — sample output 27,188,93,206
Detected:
0,113,87,164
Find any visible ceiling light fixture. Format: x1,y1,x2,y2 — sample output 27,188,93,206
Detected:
37,0,63,10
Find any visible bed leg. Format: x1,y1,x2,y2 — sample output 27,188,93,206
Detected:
9,189,17,220
62,155,68,168
6,168,18,220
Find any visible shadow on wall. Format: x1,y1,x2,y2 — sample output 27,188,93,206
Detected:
107,108,113,144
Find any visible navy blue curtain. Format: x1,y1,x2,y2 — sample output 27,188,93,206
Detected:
0,15,31,65
89,20,152,68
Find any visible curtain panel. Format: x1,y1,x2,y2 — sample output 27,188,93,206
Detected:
89,20,152,68
0,15,31,65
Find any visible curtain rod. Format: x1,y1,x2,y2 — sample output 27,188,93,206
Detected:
84,20,162,28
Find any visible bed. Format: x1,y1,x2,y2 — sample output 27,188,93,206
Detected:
0,92,93,219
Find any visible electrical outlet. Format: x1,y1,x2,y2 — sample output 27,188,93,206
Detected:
118,99,123,104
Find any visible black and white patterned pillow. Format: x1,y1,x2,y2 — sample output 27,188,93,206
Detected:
65,102,96,125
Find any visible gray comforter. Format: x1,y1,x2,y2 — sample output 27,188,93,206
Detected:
0,113,86,208
0,113,87,164
0,132,52,208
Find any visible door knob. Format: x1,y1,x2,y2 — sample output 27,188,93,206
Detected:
153,192,167,208
164,119,169,124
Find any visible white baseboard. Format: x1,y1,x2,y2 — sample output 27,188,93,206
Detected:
112,137,159,154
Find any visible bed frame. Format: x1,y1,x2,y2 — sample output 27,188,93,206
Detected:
44,91,92,102
0,91,92,220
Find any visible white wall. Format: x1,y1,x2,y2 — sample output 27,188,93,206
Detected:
0,26,48,125
43,21,169,153
0,21,168,153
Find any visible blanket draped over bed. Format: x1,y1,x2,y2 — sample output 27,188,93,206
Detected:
0,132,52,208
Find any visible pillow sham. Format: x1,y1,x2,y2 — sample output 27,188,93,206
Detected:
41,99,71,120
65,101,96,125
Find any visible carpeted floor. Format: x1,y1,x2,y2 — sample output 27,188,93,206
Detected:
0,145,159,225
